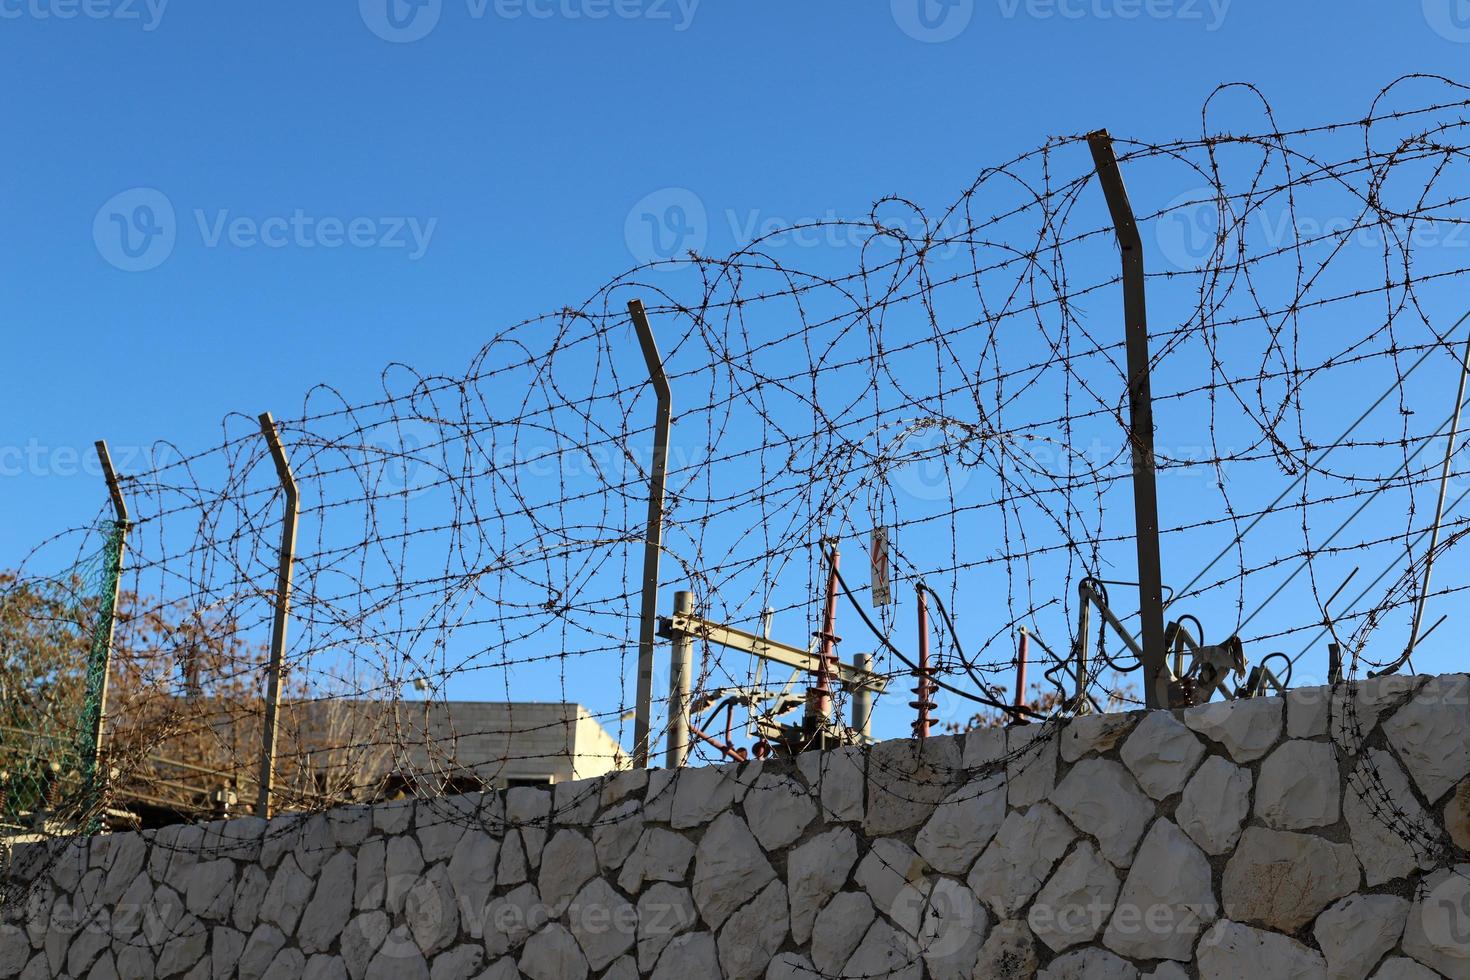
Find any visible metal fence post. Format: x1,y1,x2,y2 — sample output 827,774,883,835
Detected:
257,412,299,818
629,299,673,768
852,652,874,740
665,591,694,768
1087,130,1169,708
82,440,129,813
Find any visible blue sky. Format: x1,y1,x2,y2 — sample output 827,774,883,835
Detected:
4,1,1470,744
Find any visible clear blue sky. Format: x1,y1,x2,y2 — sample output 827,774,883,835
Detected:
3,1,1468,740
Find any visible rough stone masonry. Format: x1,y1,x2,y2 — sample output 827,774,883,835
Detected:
6,672,1470,978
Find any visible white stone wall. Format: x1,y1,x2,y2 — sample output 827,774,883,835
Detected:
6,672,1470,979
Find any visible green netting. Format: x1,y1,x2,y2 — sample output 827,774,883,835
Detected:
0,520,124,835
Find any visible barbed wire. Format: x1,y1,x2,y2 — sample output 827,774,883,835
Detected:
5,75,1470,949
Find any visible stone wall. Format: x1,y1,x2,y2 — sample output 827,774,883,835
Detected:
6,672,1470,979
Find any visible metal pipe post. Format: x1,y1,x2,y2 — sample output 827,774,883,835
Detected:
257,412,299,819
1087,131,1169,709
665,591,694,768
629,299,673,768
912,583,935,738
83,440,130,803
808,542,842,733
1014,627,1030,711
852,652,874,740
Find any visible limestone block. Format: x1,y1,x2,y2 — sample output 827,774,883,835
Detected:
811,892,874,977
842,918,921,980
1119,711,1206,800
518,923,587,980
184,860,236,922
298,851,355,955
795,744,864,823
1449,778,1470,851
567,877,635,972
404,865,459,958
1222,827,1360,931
716,880,787,980
1344,749,1437,886
259,855,314,936
1184,696,1283,763
538,830,596,916
1102,819,1215,961
355,838,386,911
1060,712,1137,762
690,813,775,930
1372,957,1442,979
484,883,547,959
864,737,963,836
1177,755,1252,855
648,932,718,980
616,828,695,895
635,883,695,973
446,831,497,934
1039,947,1139,979
968,803,1075,917
1256,740,1341,830
972,919,1038,980
854,838,928,926
384,836,424,913
914,775,1006,875
1384,674,1470,803
787,827,859,944
742,773,815,852
1402,863,1470,979
592,799,644,872
1314,893,1409,980
1028,841,1119,952
239,924,287,980
155,916,207,977
1287,685,1330,739
1050,758,1154,866
342,911,389,980
1006,724,1059,807
916,877,987,980
1197,920,1327,980
671,762,757,831
371,799,414,836
306,955,348,980
364,927,428,980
